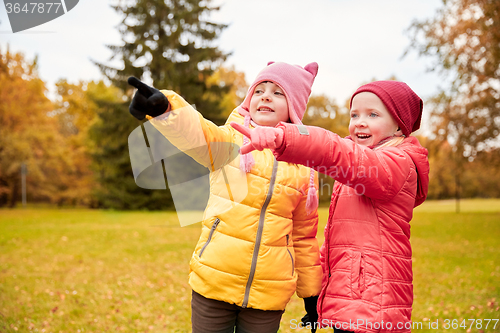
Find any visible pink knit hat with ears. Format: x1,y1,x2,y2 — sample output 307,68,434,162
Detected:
350,80,423,137
236,61,319,214
238,61,319,124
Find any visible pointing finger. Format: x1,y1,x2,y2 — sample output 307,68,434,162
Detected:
230,122,252,138
128,77,153,98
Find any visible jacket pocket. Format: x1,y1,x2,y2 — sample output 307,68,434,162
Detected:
286,234,294,276
350,251,365,299
198,218,220,258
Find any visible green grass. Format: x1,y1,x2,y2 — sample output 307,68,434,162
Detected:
0,199,499,332
410,201,500,333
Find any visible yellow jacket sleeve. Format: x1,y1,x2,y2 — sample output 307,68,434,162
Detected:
147,90,236,171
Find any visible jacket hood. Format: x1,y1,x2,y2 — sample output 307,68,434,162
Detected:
400,136,429,207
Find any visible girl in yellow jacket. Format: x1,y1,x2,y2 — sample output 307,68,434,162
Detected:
128,62,322,333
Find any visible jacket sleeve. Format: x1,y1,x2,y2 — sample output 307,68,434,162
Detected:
291,172,322,298
148,90,236,171
275,123,412,202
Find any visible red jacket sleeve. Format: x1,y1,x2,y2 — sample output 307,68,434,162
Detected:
274,123,413,202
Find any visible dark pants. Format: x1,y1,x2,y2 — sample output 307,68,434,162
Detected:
191,290,284,333
334,329,354,333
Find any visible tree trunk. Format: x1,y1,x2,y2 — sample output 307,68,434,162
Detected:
9,181,19,208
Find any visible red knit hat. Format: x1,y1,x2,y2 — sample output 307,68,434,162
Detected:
350,81,423,137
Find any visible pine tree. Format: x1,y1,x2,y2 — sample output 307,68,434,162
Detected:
88,97,176,210
97,0,229,124
90,0,228,209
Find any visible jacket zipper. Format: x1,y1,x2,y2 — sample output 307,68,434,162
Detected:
198,218,220,258
242,157,278,308
286,234,294,276
319,185,341,315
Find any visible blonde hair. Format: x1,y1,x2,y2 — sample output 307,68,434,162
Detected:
374,136,405,150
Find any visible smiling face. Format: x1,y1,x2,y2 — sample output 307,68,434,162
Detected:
349,92,402,147
249,81,289,127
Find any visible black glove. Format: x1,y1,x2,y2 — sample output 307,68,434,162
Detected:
128,77,170,120
301,296,319,333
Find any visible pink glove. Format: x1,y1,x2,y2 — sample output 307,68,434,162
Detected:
230,122,284,154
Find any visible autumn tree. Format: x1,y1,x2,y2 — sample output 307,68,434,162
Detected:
0,48,67,207
206,65,248,118
406,0,500,159
303,94,349,137
52,80,126,207
420,136,500,199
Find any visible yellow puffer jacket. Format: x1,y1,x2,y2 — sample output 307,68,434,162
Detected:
149,91,322,311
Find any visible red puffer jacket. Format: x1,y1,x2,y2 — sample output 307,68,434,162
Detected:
273,123,429,333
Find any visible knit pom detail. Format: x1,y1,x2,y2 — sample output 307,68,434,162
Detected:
239,115,255,172
305,169,318,215
240,151,255,172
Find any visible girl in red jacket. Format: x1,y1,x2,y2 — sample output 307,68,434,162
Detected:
232,80,430,333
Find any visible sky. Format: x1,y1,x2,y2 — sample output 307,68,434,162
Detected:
0,0,447,108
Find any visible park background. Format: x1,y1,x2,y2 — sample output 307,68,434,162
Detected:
1,0,499,332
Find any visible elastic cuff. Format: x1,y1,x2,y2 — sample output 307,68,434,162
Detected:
273,122,288,156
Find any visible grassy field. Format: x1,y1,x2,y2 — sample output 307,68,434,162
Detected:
0,199,499,332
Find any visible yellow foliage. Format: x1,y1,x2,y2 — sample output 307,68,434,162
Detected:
0,47,62,206
206,66,248,118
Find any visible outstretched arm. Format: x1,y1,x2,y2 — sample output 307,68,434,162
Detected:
128,78,235,170
231,122,413,201
275,123,415,202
